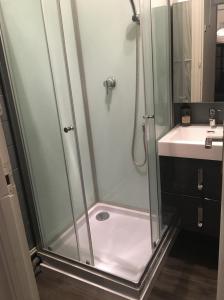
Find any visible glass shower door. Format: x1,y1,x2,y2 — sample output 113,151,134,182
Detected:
69,0,161,282
39,0,95,265
140,0,173,245
150,0,172,233
140,0,161,247
0,0,94,265
0,0,172,284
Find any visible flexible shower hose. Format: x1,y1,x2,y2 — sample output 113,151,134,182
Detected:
131,25,147,167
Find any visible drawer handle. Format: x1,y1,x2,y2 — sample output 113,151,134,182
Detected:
197,168,203,191
197,206,203,228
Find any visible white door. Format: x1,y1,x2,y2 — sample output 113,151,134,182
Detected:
0,114,40,300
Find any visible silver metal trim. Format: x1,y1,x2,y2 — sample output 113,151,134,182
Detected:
197,207,203,228
30,247,38,257
38,217,180,299
197,168,203,191
57,0,94,265
70,0,100,202
140,0,161,249
40,263,133,300
217,122,224,300
140,220,180,299
140,0,154,252
40,0,81,261
143,114,154,119
39,252,139,298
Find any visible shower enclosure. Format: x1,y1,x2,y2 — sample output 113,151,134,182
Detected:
0,0,176,298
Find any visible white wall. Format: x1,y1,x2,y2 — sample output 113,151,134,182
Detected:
41,0,96,218
68,0,171,212
75,0,150,211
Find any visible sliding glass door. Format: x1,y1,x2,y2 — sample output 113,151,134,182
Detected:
0,0,94,265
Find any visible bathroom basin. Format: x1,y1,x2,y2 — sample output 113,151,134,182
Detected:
158,125,223,161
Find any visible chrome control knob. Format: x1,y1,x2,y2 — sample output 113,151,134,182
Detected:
103,76,116,95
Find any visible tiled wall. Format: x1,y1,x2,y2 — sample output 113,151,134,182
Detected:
0,86,35,249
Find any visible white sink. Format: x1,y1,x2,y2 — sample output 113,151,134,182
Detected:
158,125,223,161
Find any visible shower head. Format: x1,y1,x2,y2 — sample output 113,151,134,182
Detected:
129,0,140,24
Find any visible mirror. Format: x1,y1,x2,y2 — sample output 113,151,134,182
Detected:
172,0,224,103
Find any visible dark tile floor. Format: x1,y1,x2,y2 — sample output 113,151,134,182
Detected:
37,231,219,300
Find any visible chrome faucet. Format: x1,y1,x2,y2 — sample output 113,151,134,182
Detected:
209,108,216,128
209,108,222,128
205,136,223,149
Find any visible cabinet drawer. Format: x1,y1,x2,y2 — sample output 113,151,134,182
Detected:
181,196,220,237
162,193,221,237
203,198,221,237
202,161,222,200
161,193,203,232
160,156,222,200
181,196,203,233
160,157,200,196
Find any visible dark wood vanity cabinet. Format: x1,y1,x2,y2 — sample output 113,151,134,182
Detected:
160,156,222,237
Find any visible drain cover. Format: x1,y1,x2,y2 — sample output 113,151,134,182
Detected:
96,211,110,221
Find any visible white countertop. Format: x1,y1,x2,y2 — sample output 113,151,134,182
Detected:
158,124,223,161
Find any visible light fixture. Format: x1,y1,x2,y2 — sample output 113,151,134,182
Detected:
217,28,224,43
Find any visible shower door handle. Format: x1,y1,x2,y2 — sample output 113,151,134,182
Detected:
64,126,74,133
143,114,154,119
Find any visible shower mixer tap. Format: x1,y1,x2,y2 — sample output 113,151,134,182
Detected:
129,0,140,24
103,76,116,95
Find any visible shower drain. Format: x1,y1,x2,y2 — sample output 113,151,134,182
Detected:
96,211,110,221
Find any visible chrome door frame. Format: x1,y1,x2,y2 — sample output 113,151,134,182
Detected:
39,0,95,265
140,0,161,249
69,0,100,202
140,0,173,248
217,124,224,300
